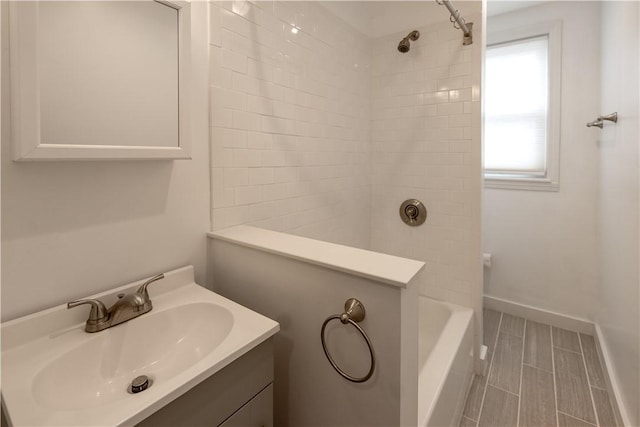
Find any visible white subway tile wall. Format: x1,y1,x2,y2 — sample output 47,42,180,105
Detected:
370,13,482,305
210,0,372,249
209,0,482,306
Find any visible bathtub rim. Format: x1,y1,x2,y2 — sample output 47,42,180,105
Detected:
418,296,474,427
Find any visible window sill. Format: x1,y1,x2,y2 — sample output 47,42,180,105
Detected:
484,176,559,192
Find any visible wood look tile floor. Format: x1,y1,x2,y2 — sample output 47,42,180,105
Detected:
460,310,623,427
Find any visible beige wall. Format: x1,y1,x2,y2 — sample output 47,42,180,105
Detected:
482,2,602,319
209,237,412,426
597,2,639,424
0,3,211,321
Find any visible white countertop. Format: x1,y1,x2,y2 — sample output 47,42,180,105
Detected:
1,266,279,426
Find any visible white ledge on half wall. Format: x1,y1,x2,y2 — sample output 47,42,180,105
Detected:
207,225,425,288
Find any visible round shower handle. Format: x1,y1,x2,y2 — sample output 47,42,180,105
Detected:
321,298,375,383
405,204,419,219
400,199,427,226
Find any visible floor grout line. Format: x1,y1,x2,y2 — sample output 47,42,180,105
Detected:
475,311,503,427
584,334,624,427
557,410,598,426
552,345,583,355
522,361,554,373
465,312,622,427
551,325,560,427
488,384,520,397
516,319,526,426
579,333,601,426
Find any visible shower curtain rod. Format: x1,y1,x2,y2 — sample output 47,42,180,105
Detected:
436,0,473,45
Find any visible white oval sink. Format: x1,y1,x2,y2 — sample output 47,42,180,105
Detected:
1,266,280,427
32,302,233,410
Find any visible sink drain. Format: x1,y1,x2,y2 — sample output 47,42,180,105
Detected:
128,375,152,394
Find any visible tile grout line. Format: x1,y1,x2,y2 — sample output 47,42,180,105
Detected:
475,312,503,427
587,335,623,426
582,334,623,426
489,384,520,397
579,333,602,427
465,316,611,427
516,319,526,426
557,411,597,427
552,346,584,355
590,384,608,392
578,334,624,426
522,361,553,373
550,326,560,427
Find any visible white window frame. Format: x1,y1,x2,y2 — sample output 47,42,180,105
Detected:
484,21,562,191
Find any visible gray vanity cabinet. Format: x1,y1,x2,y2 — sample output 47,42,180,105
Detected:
218,384,273,427
137,339,274,427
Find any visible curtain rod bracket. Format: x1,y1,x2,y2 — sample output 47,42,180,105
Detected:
437,0,473,45
463,22,473,46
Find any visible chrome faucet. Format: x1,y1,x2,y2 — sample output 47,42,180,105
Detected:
67,273,164,333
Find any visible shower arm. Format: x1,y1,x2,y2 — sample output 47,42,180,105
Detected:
436,0,473,45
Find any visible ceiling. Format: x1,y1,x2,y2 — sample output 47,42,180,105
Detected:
318,1,546,39
487,1,545,16
318,1,453,38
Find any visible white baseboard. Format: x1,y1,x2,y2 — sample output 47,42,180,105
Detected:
593,324,632,427
483,295,594,334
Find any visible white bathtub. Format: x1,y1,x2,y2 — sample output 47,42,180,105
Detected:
418,297,474,427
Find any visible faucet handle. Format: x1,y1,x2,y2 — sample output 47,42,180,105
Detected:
67,299,108,327
136,273,165,300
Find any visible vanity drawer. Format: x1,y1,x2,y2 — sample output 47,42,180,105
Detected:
219,384,273,427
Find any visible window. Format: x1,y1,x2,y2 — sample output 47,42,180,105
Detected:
484,21,561,191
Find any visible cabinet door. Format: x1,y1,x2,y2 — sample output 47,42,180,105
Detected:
219,384,273,427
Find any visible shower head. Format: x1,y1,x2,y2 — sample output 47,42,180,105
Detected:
398,30,420,53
